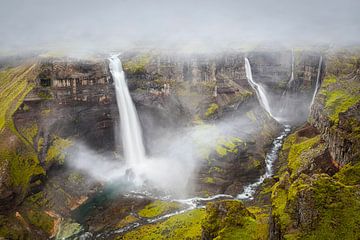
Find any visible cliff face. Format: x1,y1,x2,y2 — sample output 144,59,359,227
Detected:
309,54,360,166
0,50,323,239
269,50,360,240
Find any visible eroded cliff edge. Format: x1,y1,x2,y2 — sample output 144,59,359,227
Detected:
0,49,335,239
268,50,360,240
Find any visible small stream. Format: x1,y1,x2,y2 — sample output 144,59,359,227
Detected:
69,56,295,239
73,125,292,239
237,124,291,200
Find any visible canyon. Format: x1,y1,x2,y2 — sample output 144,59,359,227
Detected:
0,48,359,240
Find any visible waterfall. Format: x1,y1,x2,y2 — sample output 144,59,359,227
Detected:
108,55,146,166
244,57,277,120
279,49,295,114
310,56,323,107
288,49,295,87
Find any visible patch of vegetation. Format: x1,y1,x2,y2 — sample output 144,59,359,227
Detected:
123,54,151,74
205,103,219,118
202,200,268,240
116,215,138,228
321,76,337,88
271,175,291,231
19,122,38,145
203,177,215,184
37,90,52,100
25,209,54,234
0,64,37,132
1,148,44,189
45,135,72,164
323,90,359,124
334,162,360,185
287,135,320,179
302,175,360,240
120,208,205,240
215,137,242,157
0,215,28,239
209,166,225,174
138,200,182,218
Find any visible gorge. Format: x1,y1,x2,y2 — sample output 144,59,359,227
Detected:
0,48,359,240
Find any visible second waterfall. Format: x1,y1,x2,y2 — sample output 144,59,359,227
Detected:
108,55,146,167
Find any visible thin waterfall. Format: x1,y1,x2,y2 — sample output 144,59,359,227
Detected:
108,55,146,166
244,57,278,120
310,56,323,107
279,49,295,114
288,49,295,87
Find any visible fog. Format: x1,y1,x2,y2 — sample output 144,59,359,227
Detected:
67,106,261,197
1,0,360,55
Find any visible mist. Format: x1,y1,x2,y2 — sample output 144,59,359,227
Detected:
1,0,360,55
67,106,260,197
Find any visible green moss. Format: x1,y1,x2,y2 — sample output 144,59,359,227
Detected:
45,136,71,164
0,64,37,132
123,55,151,74
37,90,52,100
271,180,291,228
120,208,205,240
202,200,268,240
334,163,360,185
1,149,44,189
209,166,225,174
25,210,54,234
215,145,227,157
116,215,138,228
321,76,337,88
138,200,182,218
22,103,30,111
215,137,242,157
203,177,215,184
287,135,320,179
19,122,38,144
324,90,360,124
205,103,219,118
37,137,44,152
24,191,50,208
302,175,360,240
0,215,27,239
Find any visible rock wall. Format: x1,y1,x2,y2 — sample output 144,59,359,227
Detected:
269,50,360,240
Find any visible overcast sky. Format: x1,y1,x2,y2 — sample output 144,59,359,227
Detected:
0,0,359,53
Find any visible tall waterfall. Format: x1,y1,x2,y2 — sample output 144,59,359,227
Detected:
288,49,295,87
310,56,323,107
244,58,277,120
108,55,146,166
279,50,295,114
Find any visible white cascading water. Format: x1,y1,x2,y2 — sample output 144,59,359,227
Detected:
310,56,323,107
288,49,295,87
279,49,295,115
108,55,146,167
244,57,278,121
237,125,291,199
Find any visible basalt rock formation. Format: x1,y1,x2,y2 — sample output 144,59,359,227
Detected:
0,50,327,239
269,50,360,240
